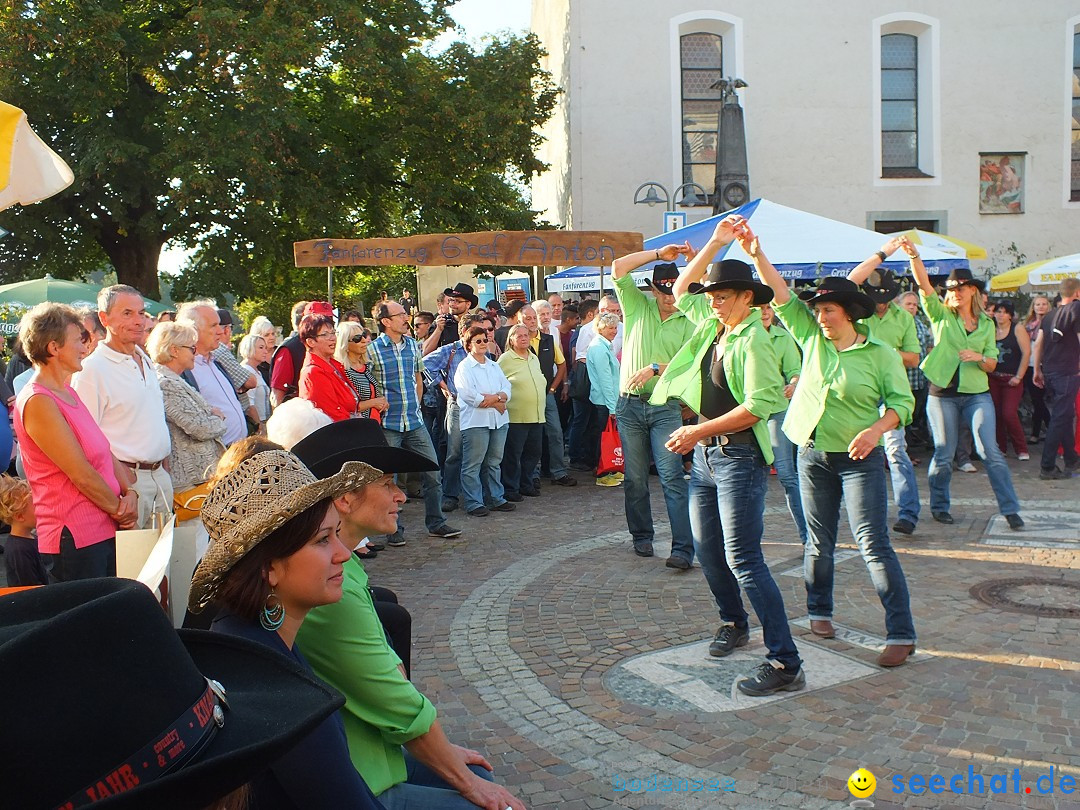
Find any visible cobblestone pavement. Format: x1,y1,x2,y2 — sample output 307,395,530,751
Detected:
371,455,1080,810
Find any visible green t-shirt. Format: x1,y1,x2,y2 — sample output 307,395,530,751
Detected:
919,292,997,394
296,557,437,795
650,294,782,463
775,296,914,452
612,273,695,395
864,302,920,354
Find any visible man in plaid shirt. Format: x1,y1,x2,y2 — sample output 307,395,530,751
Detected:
368,301,461,545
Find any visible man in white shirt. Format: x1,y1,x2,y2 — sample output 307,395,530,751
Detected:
176,302,248,446
73,285,172,528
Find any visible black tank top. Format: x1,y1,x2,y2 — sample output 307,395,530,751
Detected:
995,327,1022,376
699,334,741,419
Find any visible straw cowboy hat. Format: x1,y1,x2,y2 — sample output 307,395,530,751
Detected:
189,449,382,611
0,578,343,810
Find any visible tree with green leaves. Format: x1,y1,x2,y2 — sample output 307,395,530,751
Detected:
0,0,557,308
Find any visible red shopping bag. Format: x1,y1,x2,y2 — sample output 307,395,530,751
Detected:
596,415,624,476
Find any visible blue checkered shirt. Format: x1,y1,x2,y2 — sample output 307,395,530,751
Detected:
422,341,468,397
367,333,423,431
907,315,934,390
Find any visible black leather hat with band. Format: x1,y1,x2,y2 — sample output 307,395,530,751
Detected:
798,276,876,321
860,268,901,304
943,267,986,292
0,579,343,810
689,259,774,305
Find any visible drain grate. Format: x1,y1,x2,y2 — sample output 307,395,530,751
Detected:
969,578,1080,619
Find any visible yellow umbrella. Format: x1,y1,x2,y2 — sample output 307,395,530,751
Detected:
0,100,74,211
990,253,1080,292
888,228,987,260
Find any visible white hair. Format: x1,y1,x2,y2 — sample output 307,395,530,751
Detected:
176,299,218,328
249,315,276,338
531,300,552,314
334,321,365,366
265,398,333,450
597,312,620,330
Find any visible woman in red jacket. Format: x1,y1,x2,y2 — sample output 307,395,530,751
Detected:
298,314,359,422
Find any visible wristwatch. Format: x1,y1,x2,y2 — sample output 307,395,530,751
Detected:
650,363,660,374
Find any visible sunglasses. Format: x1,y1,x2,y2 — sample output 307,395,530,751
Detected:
350,334,370,343
471,338,489,346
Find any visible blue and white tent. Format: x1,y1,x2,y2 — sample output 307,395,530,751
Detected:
545,198,968,293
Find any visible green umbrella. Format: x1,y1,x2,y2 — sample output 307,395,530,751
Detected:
0,274,167,330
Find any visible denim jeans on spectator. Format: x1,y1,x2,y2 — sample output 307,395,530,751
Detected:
382,426,448,540
799,445,916,645
442,398,462,503
376,751,494,810
616,395,695,562
767,410,807,544
689,442,801,669
1039,372,1080,471
421,402,447,465
882,427,921,525
926,393,1021,515
542,391,569,479
461,425,508,511
502,422,543,497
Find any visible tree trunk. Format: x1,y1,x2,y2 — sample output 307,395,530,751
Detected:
97,232,166,302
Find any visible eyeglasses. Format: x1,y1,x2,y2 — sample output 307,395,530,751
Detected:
181,345,197,352
315,331,335,340
705,291,732,304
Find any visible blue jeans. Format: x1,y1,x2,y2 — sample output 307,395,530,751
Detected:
883,426,921,525
689,442,801,669
799,446,916,645
461,425,508,511
767,411,807,544
442,399,462,502
542,391,569,478
502,423,543,497
377,751,493,810
926,393,1021,515
615,395,695,562
1040,372,1080,471
382,426,448,539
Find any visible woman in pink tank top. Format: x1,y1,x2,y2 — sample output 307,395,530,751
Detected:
13,304,139,583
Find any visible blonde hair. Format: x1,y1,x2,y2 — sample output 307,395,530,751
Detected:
237,332,267,363
1023,294,1051,326
146,321,198,365
334,321,365,366
0,475,32,523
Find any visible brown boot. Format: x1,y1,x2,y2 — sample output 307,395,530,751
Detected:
809,620,835,638
877,643,915,667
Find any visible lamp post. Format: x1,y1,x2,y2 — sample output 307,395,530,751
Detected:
633,181,709,232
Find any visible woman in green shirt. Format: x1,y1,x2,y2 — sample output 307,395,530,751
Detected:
905,245,1023,529
734,217,918,668
654,216,803,697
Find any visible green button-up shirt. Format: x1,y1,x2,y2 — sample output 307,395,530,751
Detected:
775,296,914,452
864,302,920,354
767,324,802,415
650,294,782,463
919,292,997,393
613,273,695,395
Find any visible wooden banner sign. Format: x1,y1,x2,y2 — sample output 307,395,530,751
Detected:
293,230,643,268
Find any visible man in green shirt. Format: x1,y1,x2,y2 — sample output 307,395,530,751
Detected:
611,247,697,564
847,261,923,536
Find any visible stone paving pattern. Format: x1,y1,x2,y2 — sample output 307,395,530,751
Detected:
372,457,1080,809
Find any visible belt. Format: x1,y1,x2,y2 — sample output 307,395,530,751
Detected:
620,392,644,400
121,459,167,471
698,430,755,448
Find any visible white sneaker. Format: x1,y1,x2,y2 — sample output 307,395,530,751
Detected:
959,462,977,473
1017,453,1030,461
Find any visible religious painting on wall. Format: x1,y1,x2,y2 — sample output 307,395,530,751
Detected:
979,153,1025,214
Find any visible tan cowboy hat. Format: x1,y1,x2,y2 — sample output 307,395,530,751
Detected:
189,449,382,611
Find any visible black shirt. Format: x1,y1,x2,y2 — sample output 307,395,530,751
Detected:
699,335,741,419
1039,300,1080,376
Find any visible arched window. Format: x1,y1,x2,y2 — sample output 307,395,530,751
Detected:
881,33,919,175
680,32,723,205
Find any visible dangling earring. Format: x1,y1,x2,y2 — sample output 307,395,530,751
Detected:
260,591,285,631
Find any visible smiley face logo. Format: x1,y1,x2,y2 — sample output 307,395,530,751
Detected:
848,768,876,798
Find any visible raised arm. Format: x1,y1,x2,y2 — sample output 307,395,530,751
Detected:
901,239,935,296
612,242,694,280
673,218,744,298
847,236,906,286
732,220,790,305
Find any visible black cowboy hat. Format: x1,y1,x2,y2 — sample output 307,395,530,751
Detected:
292,418,439,480
639,262,681,293
943,267,986,292
798,277,876,321
860,268,901,304
1,579,342,810
443,283,479,308
690,259,774,305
